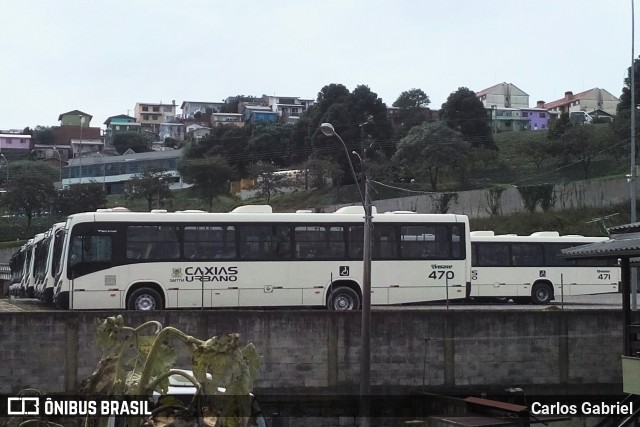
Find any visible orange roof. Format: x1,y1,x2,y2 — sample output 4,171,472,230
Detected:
543,88,595,110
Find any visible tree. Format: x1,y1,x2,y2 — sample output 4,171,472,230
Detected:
553,124,614,179
125,170,174,211
392,121,470,191
613,56,640,143
298,156,339,190
441,87,496,149
548,112,571,140
393,88,430,110
31,125,56,146
220,95,259,113
521,137,553,171
3,161,56,228
184,125,252,175
178,155,236,211
247,123,295,167
248,162,286,204
306,84,394,183
53,183,107,216
113,131,152,154
392,88,431,140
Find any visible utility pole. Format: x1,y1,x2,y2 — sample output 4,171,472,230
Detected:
631,0,638,310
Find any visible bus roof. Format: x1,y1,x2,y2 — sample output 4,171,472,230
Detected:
65,206,469,225
470,230,607,243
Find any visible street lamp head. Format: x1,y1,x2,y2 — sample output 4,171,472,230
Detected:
320,122,336,137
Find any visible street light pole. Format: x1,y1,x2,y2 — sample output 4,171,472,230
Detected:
631,0,638,310
320,122,371,426
78,115,85,184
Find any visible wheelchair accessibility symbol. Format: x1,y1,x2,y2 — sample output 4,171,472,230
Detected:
339,266,349,276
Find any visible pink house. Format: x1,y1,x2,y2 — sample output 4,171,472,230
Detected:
0,133,32,153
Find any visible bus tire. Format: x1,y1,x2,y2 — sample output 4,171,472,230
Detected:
531,283,553,304
327,287,360,311
127,287,163,311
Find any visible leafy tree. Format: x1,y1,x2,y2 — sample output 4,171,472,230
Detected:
521,137,553,171
305,84,394,183
178,155,236,211
548,112,571,140
393,88,430,110
392,88,431,140
551,124,614,178
220,95,259,113
484,185,507,216
184,125,252,175
31,125,56,146
248,162,287,204
53,183,107,216
441,87,496,149
3,161,56,228
113,131,152,154
125,170,174,211
431,192,458,214
392,121,470,191
517,184,555,213
613,56,640,143
300,156,344,190
247,123,295,167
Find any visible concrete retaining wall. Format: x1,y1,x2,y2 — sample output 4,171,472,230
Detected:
328,176,633,216
0,309,631,395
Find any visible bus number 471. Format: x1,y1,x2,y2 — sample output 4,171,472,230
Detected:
598,273,610,280
429,271,455,280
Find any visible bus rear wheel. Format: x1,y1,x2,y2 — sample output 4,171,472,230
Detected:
532,283,553,305
327,287,360,311
127,287,163,311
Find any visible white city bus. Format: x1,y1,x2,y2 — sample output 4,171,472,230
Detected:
19,233,45,298
9,243,28,296
34,222,66,304
52,205,471,310
470,231,620,304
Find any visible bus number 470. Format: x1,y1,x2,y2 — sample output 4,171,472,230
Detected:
598,273,610,280
429,271,455,280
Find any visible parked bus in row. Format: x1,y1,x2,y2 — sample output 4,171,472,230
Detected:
33,222,66,304
50,205,471,310
470,231,620,304
8,243,29,296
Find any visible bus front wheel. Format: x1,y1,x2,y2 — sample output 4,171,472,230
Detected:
127,287,163,311
531,283,553,305
327,287,360,311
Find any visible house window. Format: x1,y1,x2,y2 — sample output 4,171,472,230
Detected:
143,114,150,120
142,106,149,112
153,106,160,112
504,121,511,127
522,112,528,117
164,106,172,112
116,125,121,130
539,112,545,118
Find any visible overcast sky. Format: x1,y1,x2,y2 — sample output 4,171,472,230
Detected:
1,1,637,130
